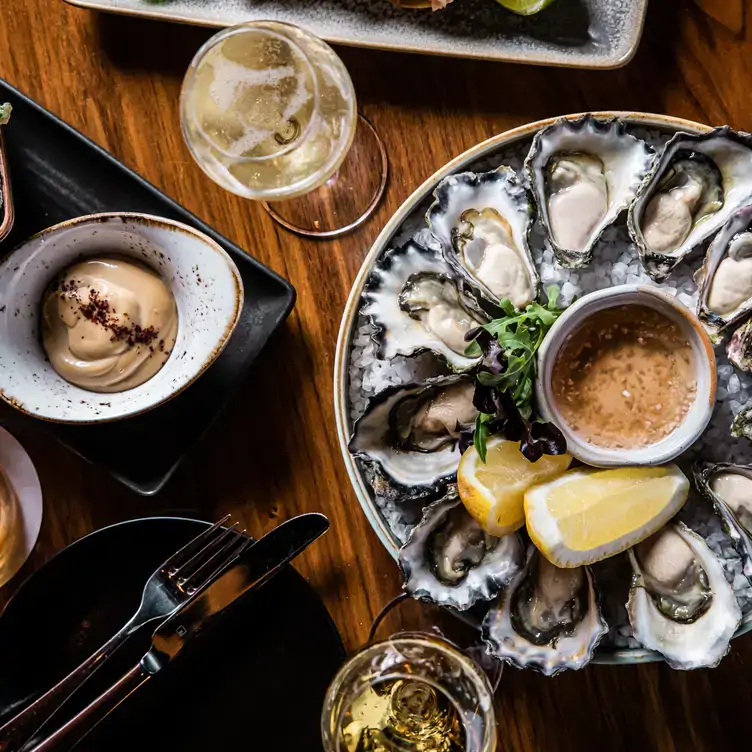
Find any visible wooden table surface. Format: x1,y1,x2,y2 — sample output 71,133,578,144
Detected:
2,0,752,749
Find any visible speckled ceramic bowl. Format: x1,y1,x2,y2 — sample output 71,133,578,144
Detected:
0,213,243,423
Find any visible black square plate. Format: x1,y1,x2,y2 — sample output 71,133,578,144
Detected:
0,79,296,495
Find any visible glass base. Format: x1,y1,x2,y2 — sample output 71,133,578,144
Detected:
262,114,388,238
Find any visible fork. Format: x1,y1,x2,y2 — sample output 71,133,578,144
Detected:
0,515,250,752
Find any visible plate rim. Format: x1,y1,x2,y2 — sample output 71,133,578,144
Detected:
60,0,648,70
332,110,752,666
0,426,43,589
0,516,207,621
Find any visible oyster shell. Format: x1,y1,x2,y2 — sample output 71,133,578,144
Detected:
348,375,477,498
727,317,752,372
361,240,487,372
388,0,453,8
696,202,752,336
731,402,752,440
482,546,607,675
0,109,13,244
525,115,655,268
398,490,524,611
426,167,539,309
694,461,752,577
628,127,752,283
626,522,741,669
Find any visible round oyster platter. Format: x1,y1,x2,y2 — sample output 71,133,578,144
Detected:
335,112,752,671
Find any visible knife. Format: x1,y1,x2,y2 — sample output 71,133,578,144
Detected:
24,513,329,752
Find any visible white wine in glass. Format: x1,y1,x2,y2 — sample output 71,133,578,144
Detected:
321,634,498,752
180,21,387,237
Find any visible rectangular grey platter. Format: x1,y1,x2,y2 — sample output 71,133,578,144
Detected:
63,0,648,69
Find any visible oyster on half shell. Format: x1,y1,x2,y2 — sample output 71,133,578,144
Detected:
628,127,752,283
426,167,539,310
694,461,752,577
482,546,607,675
361,240,487,372
731,401,752,441
398,490,524,611
627,522,741,670
727,317,752,372
696,202,752,337
525,115,654,268
348,375,477,499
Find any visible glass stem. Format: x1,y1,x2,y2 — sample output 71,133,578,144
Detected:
368,593,410,644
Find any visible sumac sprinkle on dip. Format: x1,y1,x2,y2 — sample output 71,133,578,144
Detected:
551,304,696,450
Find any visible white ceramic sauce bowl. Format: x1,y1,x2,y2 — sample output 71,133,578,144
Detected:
0,213,244,423
535,285,716,467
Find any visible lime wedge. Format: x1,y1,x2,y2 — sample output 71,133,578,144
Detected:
494,0,557,15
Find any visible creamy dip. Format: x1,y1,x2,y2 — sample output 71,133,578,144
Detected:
42,257,178,393
550,305,697,449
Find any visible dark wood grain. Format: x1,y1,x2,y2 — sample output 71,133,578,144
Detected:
1,1,752,749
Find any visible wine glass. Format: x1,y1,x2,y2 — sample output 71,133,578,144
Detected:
321,632,497,752
321,594,499,752
179,21,388,238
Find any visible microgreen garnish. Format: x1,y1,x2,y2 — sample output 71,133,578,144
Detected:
459,286,568,463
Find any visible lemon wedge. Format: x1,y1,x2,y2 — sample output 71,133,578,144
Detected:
494,0,557,15
457,437,572,537
524,465,689,568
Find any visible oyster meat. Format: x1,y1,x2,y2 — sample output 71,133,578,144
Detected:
482,547,607,675
696,202,752,336
398,490,524,610
627,522,741,669
349,375,477,498
694,461,752,577
628,127,752,282
525,115,654,268
426,167,539,309
361,240,487,372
